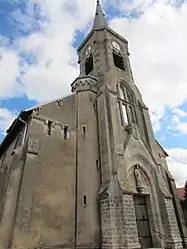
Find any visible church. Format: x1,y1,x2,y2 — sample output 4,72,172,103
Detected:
0,1,186,249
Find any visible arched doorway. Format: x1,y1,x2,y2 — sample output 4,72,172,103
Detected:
133,194,153,248
118,158,166,248
132,165,153,248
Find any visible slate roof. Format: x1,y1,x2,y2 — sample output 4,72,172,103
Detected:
93,0,108,29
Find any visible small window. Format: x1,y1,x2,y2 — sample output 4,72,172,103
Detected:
96,160,99,171
82,126,86,134
85,53,93,75
84,195,87,206
64,125,69,140
113,51,125,71
93,103,97,111
48,121,52,136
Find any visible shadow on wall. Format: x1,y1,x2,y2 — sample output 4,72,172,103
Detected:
180,201,187,227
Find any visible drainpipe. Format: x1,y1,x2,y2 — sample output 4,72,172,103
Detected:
74,94,78,249
19,117,28,145
0,117,28,249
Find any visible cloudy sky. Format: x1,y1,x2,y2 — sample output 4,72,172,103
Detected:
0,0,187,187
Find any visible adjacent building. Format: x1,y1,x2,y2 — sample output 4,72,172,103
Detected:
178,187,187,228
0,1,186,249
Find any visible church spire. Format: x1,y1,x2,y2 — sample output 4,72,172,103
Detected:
93,0,108,29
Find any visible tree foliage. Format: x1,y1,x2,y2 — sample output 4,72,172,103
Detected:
181,181,187,210
184,180,187,201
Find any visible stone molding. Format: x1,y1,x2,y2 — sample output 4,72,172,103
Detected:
32,114,65,129
71,75,98,93
34,244,101,249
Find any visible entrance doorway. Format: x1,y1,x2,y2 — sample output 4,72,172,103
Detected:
133,195,153,248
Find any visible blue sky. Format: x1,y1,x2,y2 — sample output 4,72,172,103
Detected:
0,0,187,186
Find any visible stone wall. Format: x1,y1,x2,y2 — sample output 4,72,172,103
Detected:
11,96,77,249
100,192,122,249
100,191,140,249
122,194,140,249
164,198,183,249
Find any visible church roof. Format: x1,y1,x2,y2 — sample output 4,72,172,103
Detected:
155,139,169,157
93,0,108,29
24,93,74,112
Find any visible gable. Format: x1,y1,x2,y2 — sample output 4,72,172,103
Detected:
30,94,76,129
123,128,156,170
155,139,169,157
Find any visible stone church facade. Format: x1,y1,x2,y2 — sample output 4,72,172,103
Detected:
0,1,186,249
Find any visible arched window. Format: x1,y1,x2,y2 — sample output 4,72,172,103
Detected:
85,53,93,75
117,83,137,125
113,50,125,71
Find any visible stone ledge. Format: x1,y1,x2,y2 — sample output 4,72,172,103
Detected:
34,244,101,249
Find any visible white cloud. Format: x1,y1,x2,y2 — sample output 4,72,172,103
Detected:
101,0,153,13
0,0,97,102
158,135,166,141
150,108,165,132
172,107,187,117
167,148,187,187
0,46,21,98
10,8,37,32
0,108,17,135
14,0,97,102
110,1,187,118
167,113,187,135
173,121,187,134
171,114,180,125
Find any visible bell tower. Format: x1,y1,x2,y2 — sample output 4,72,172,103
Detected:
73,0,160,178
77,0,134,87
72,2,175,246
74,4,171,248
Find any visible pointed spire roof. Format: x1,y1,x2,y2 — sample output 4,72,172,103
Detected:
78,0,128,52
93,0,108,29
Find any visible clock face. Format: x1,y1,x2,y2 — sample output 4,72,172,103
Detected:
85,45,92,56
112,41,120,51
